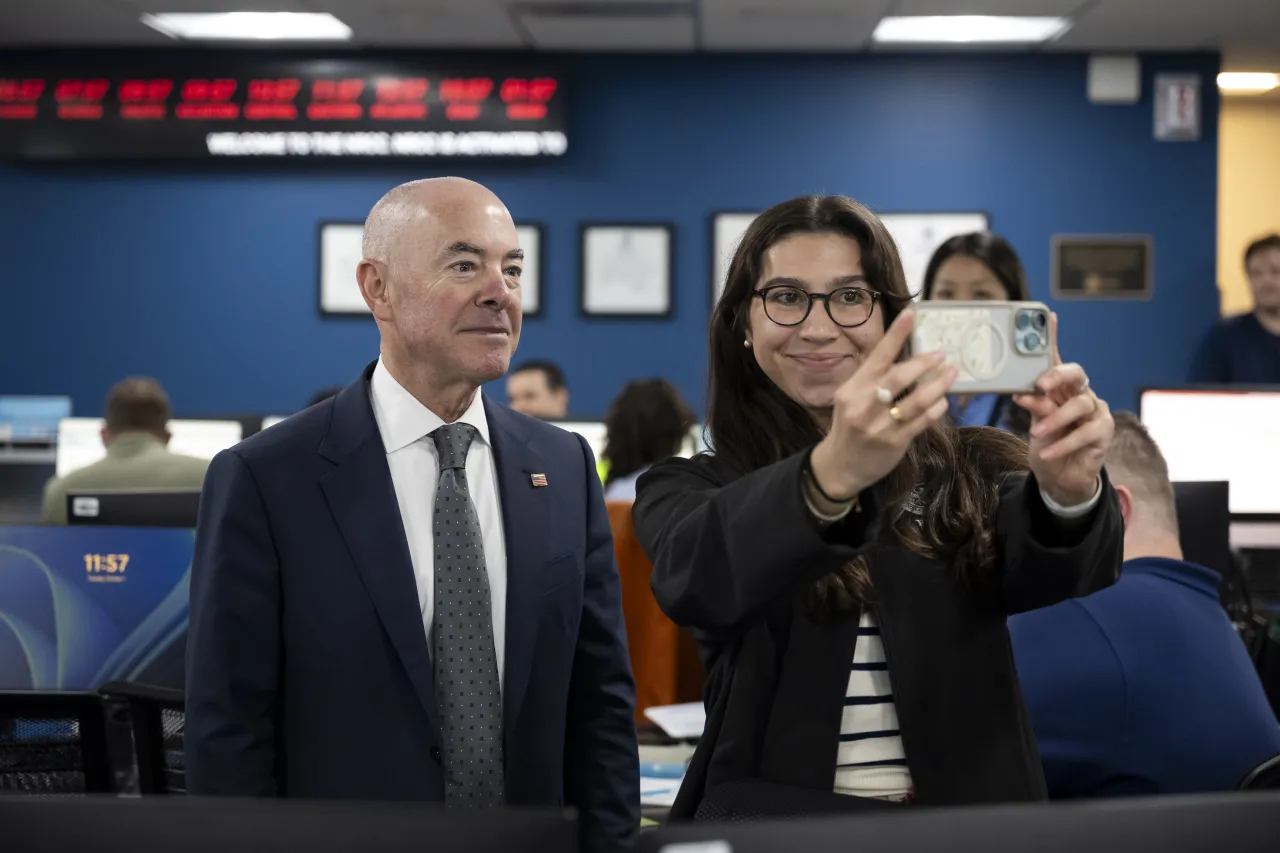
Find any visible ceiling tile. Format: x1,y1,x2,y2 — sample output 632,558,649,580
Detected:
519,11,695,50
329,0,525,47
894,0,1083,14
701,0,890,50
2,0,171,44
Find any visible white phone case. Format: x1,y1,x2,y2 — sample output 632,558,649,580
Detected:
909,301,1053,394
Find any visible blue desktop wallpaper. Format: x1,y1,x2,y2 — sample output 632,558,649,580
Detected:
0,526,193,690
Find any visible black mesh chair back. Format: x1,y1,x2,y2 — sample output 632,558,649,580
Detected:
1238,753,1280,789
0,691,112,794
98,681,186,794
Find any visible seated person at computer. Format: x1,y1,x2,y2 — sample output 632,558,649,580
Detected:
1010,412,1280,797
505,359,569,420
601,378,694,502
634,194,1121,819
921,231,1033,437
41,377,209,524
1191,233,1280,384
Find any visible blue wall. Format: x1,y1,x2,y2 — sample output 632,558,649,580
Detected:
0,52,1219,419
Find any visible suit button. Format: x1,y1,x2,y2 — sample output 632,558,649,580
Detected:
430,746,442,763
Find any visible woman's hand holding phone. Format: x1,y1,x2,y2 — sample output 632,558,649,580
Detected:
810,311,957,501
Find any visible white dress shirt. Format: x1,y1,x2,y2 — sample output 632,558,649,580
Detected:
368,359,508,689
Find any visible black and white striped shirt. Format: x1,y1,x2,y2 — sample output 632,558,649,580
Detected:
834,611,912,800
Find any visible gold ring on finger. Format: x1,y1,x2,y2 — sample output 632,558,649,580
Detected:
889,405,904,423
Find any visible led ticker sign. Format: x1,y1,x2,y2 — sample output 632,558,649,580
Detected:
0,58,566,161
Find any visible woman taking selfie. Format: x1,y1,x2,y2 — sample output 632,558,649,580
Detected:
922,231,1033,437
633,195,1121,820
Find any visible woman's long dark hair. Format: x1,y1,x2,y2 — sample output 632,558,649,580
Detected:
921,231,1029,301
603,379,695,486
706,195,1028,613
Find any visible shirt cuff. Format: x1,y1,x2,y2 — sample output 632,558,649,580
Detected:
1039,477,1103,519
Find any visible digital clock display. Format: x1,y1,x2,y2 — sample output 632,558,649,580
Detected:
0,57,567,161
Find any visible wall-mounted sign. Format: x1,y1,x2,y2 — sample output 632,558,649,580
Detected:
0,57,566,161
1153,73,1200,142
1051,235,1154,300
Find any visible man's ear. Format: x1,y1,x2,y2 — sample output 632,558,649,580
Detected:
357,259,392,321
1114,483,1134,531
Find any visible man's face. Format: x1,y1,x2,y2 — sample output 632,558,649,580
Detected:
1247,247,1280,312
373,192,524,386
506,370,568,419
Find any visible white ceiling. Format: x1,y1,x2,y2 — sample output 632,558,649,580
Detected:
0,0,1277,69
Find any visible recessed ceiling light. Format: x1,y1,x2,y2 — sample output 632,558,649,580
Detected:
872,15,1071,45
141,12,353,41
1217,72,1279,93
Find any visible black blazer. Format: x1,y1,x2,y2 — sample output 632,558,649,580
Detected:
632,448,1122,817
186,364,639,853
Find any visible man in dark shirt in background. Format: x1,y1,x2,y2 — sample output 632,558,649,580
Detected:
1191,233,1280,383
1010,413,1280,797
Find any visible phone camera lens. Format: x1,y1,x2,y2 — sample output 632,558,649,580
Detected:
1032,311,1047,330
1023,332,1043,351
1016,312,1031,330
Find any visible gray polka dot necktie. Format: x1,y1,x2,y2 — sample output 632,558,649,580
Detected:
430,423,504,808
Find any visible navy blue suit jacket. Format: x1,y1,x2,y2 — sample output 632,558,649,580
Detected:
185,366,639,852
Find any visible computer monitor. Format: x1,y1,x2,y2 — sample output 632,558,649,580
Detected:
1139,388,1280,517
55,418,242,478
0,460,55,524
638,791,1280,853
2,797,578,853
551,420,607,463
1172,481,1232,577
0,395,72,444
66,489,202,528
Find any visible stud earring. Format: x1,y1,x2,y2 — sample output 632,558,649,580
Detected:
743,339,751,348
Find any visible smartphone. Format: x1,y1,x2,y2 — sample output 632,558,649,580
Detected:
909,301,1053,394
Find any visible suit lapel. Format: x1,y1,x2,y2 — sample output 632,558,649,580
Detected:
319,365,437,729
484,398,549,745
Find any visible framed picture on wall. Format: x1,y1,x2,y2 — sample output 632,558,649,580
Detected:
580,223,673,318
710,212,759,309
318,220,546,317
516,223,544,317
318,221,368,316
877,212,990,299
1051,234,1154,300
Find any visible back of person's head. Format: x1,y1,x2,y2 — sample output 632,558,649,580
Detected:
506,359,568,419
922,232,1030,302
1243,233,1280,269
104,377,171,440
307,387,343,408
602,379,695,484
1104,412,1179,535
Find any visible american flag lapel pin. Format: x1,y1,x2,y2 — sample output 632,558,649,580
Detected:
530,473,548,488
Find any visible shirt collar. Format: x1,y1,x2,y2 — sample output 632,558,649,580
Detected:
369,359,491,454
105,432,165,459
1122,556,1222,597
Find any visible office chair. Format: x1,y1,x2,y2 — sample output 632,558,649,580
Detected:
98,681,186,794
1238,753,1280,789
0,691,113,794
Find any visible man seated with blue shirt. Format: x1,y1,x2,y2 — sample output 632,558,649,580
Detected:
1010,412,1280,797
1190,233,1280,384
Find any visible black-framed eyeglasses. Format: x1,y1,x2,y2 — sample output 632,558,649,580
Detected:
753,285,879,328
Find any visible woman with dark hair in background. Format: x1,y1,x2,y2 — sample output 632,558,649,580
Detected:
922,232,1033,437
633,195,1121,820
601,378,694,502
